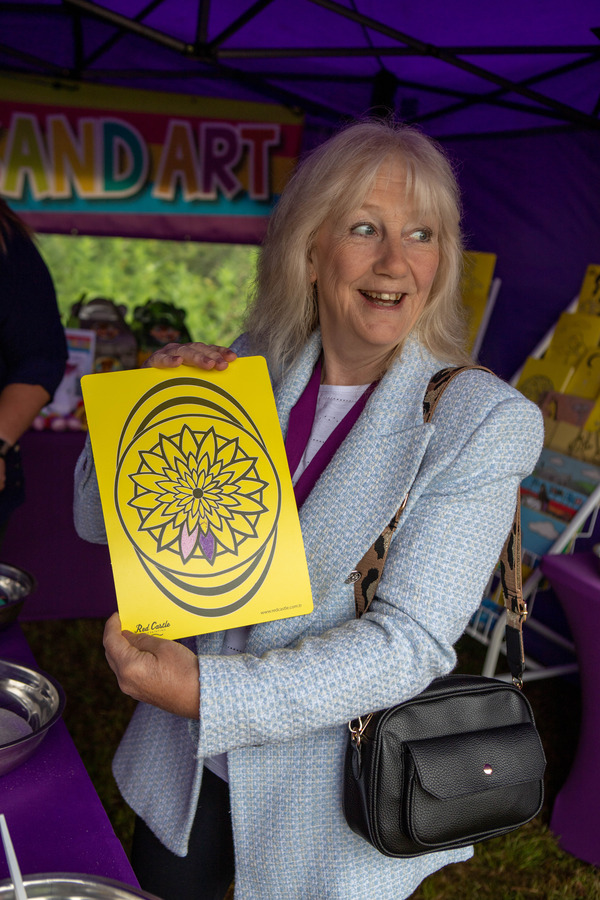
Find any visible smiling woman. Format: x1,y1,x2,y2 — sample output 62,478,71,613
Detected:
308,157,441,385
74,119,544,900
247,120,470,383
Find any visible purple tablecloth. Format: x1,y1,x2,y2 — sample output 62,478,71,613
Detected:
541,552,600,867
1,431,117,621
0,623,138,885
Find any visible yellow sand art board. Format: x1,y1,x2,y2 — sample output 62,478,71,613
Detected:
81,359,313,639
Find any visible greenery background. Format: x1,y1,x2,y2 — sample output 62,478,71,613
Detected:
19,235,600,898
37,235,258,346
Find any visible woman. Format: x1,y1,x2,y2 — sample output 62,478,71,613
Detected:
74,120,543,899
0,200,67,540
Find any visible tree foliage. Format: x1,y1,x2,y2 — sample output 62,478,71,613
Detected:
37,234,258,347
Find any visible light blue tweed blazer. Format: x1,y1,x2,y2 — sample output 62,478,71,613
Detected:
74,332,544,900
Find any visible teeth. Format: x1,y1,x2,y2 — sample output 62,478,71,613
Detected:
361,290,403,304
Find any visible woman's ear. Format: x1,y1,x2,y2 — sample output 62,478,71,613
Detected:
307,254,317,284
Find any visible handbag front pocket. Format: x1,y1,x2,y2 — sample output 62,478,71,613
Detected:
402,722,546,850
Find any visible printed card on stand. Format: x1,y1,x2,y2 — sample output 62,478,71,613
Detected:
520,506,568,560
546,421,584,457
521,474,587,522
515,357,575,405
576,264,600,316
543,311,600,368
564,350,600,399
81,359,313,640
533,447,600,497
540,391,595,428
460,251,496,353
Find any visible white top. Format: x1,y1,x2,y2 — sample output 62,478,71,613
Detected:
204,382,369,781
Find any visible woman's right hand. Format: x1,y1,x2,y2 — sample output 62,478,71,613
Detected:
103,613,200,718
145,342,237,371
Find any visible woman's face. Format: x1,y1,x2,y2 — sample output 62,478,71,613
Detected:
308,157,440,384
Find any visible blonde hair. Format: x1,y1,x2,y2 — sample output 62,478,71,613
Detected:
246,119,471,379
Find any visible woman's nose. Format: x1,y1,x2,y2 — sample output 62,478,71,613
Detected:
373,236,410,277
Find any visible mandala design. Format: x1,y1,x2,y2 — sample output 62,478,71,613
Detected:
114,376,281,618
127,425,268,566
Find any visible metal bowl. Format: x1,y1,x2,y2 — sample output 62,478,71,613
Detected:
0,565,36,632
0,874,162,899
0,659,65,776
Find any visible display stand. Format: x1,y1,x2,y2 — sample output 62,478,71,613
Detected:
466,293,600,682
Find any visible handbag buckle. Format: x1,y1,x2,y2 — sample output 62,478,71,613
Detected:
349,713,373,748
506,603,528,629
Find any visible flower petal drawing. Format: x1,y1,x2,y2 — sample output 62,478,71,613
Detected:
198,530,216,562
128,424,267,566
180,522,199,562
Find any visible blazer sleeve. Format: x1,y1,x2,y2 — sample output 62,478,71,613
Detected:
73,433,108,544
196,379,543,758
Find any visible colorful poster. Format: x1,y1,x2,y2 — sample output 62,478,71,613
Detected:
520,506,568,559
0,75,304,244
35,327,96,431
520,474,586,522
81,359,313,639
533,447,600,496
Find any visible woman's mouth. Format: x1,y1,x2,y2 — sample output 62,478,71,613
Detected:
360,290,404,308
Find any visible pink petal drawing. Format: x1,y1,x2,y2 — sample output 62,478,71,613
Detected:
180,522,199,562
199,529,216,563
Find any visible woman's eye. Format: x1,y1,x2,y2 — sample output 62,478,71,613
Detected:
409,227,434,242
351,223,376,237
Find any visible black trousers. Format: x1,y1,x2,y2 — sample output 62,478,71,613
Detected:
131,767,235,900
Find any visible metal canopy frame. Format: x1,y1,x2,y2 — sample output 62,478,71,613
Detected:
0,0,599,135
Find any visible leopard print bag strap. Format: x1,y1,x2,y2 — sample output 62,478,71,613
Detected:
347,365,526,684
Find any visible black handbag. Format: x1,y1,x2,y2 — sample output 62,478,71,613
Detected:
342,367,547,858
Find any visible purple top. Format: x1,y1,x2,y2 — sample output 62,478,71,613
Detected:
285,357,377,510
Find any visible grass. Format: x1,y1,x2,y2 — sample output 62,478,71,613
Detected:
20,620,600,900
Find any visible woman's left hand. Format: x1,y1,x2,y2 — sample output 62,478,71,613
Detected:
103,613,200,719
145,342,237,371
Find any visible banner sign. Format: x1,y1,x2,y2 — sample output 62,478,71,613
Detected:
0,76,304,244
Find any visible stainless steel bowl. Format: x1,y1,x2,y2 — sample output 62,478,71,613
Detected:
0,874,162,899
0,564,36,632
0,659,65,776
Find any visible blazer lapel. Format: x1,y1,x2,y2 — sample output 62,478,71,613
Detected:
247,336,442,654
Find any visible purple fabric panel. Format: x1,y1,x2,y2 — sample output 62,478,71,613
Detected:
443,130,600,381
0,624,138,885
541,552,600,866
2,431,117,621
